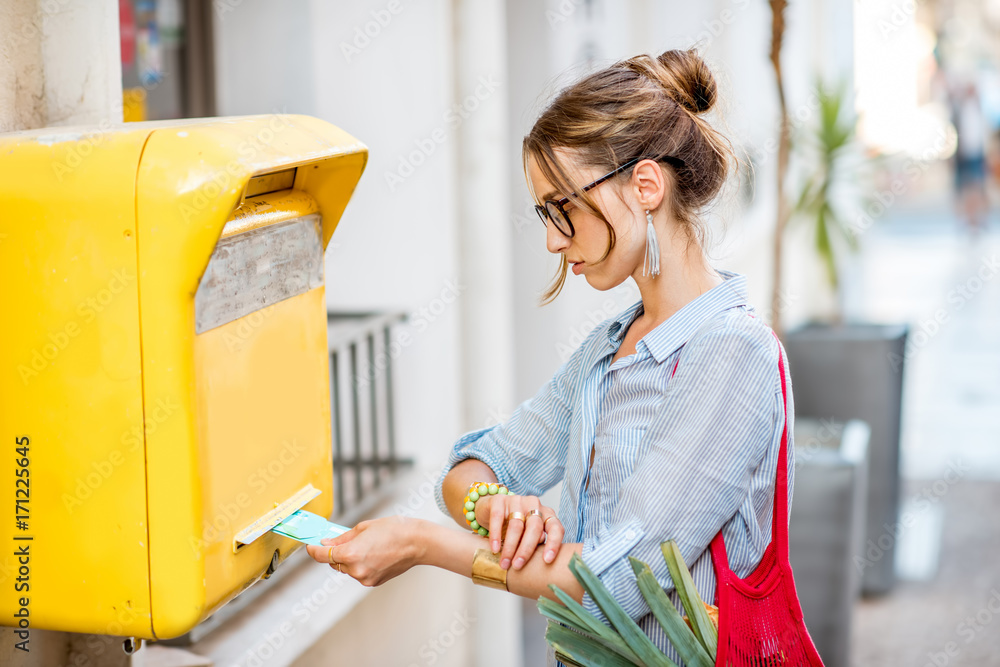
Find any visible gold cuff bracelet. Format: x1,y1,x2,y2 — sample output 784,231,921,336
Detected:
471,548,508,591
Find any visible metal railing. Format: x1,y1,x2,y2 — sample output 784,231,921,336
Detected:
327,310,413,523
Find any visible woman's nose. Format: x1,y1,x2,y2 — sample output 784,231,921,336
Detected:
545,221,570,254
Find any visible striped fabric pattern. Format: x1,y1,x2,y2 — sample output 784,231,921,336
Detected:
434,270,795,664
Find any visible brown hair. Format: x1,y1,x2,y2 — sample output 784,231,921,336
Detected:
523,48,737,302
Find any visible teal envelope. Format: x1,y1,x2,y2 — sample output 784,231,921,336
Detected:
270,509,351,545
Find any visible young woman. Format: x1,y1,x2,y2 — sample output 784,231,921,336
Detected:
307,48,794,663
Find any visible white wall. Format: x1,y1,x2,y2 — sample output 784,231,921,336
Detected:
213,0,316,117
213,2,504,665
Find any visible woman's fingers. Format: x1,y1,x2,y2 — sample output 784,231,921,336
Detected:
500,495,542,568
310,516,426,586
478,492,561,569
306,541,348,572
513,511,544,570
474,493,493,532
542,514,565,564
305,521,374,571
488,496,507,553
320,522,364,548
499,510,525,569
305,543,329,563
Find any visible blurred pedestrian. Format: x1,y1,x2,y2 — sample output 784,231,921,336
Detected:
950,79,990,236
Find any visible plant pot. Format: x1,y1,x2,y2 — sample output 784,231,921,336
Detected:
784,323,909,596
789,418,870,667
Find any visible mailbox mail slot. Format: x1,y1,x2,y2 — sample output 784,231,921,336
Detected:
0,115,367,639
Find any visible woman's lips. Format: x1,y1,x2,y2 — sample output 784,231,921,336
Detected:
571,261,584,275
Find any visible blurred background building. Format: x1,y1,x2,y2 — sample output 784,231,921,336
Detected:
1,0,998,665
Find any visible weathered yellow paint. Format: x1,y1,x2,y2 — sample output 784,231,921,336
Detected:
0,115,366,639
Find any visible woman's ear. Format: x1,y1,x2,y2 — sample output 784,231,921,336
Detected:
631,158,667,210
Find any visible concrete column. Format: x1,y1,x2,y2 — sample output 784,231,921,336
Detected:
452,0,522,665
0,0,122,132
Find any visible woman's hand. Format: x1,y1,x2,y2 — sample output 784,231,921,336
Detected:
475,493,564,570
305,516,426,587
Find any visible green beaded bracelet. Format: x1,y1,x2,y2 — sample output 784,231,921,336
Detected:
463,481,511,537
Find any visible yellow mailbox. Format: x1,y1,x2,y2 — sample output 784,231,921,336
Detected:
0,115,367,639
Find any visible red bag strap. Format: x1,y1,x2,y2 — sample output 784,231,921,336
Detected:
771,337,791,557
710,331,791,571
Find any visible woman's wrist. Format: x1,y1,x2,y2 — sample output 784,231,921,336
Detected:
407,518,436,567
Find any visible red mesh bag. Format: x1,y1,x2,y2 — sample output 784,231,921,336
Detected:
708,339,825,666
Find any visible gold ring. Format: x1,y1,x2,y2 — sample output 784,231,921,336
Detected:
543,515,557,526
508,511,525,522
527,509,542,520
327,547,335,564
337,562,343,574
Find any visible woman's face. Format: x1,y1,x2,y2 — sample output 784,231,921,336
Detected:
527,152,647,291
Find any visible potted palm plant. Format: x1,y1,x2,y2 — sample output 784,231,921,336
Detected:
779,77,909,600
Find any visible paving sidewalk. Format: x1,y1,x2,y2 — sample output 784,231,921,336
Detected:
848,206,1000,666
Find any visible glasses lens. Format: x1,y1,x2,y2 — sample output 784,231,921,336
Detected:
534,205,549,228
544,201,573,237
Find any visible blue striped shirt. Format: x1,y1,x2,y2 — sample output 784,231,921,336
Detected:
434,270,794,663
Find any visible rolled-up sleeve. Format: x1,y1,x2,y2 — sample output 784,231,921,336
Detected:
433,332,595,516
580,324,782,622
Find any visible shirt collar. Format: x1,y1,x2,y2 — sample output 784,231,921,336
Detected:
605,270,750,364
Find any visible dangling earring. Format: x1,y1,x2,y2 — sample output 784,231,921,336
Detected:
643,209,661,277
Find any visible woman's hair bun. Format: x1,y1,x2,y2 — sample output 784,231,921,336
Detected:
655,49,717,114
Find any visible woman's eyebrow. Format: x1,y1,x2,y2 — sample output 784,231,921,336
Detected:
539,190,559,201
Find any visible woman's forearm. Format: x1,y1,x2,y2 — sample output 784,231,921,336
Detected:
416,519,584,603
441,458,498,527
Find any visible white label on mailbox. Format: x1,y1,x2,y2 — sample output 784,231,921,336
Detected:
194,214,323,334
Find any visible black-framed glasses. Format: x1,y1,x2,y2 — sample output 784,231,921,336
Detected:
533,157,642,238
